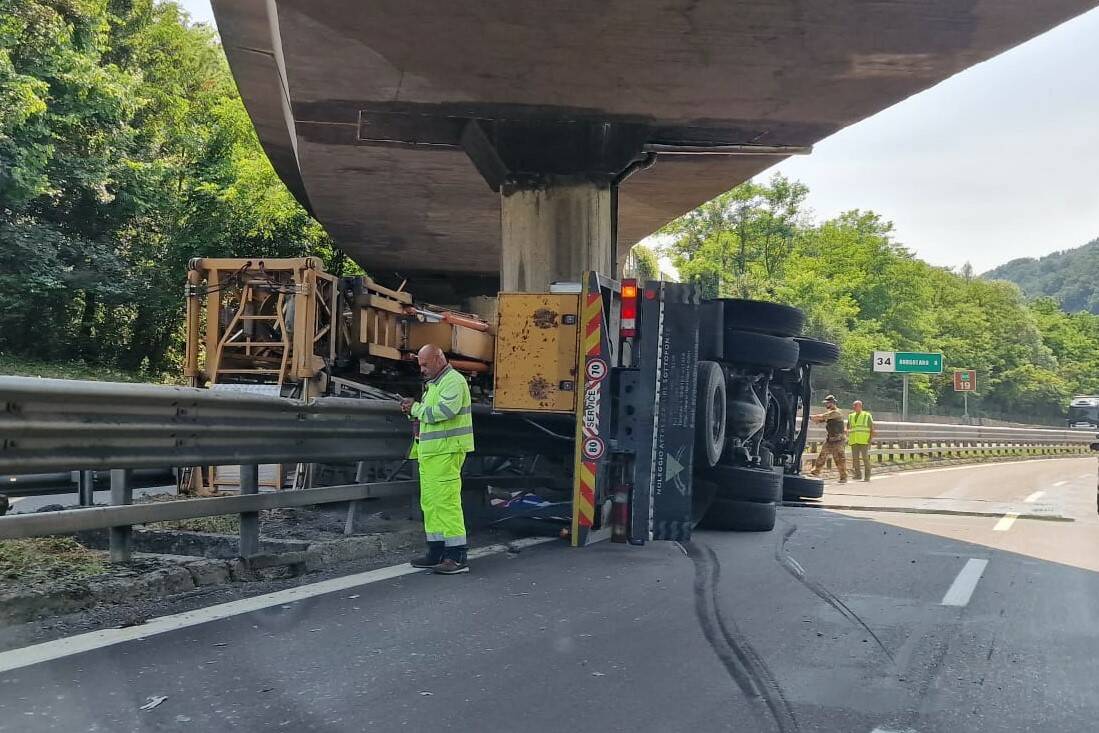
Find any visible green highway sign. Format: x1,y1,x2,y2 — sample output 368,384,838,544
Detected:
896,351,943,373
873,350,943,374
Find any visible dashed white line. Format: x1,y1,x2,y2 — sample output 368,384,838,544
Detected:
941,558,989,607
1052,480,1068,487
993,513,1019,531
0,536,557,675
1024,491,1045,503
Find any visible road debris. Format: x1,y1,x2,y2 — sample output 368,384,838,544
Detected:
139,696,167,710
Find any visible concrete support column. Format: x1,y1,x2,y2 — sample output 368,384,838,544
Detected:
500,177,613,292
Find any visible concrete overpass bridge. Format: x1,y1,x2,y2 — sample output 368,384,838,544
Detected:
212,0,1096,297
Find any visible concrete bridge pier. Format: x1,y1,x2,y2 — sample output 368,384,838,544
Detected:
499,176,613,293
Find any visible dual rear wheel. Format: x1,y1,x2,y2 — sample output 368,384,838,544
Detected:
694,299,837,532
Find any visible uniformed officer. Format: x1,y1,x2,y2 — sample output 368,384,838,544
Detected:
400,344,474,574
807,394,848,483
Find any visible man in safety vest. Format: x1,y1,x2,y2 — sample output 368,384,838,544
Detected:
400,344,474,574
807,394,848,483
846,400,875,482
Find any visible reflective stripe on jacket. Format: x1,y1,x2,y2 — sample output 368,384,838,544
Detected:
847,411,873,445
410,366,474,456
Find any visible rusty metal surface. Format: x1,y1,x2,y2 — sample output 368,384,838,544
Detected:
493,294,580,412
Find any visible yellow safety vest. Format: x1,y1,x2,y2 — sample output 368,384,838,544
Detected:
847,411,873,445
409,366,474,457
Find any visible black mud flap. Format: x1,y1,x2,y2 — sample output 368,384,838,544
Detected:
627,282,701,542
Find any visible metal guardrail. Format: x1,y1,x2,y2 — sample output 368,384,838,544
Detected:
1,377,1093,561
808,421,1095,444
0,376,410,474
804,420,1094,463
0,376,571,561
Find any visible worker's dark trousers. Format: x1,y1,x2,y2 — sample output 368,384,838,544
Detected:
850,443,871,481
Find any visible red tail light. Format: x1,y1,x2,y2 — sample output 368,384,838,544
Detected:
621,278,638,338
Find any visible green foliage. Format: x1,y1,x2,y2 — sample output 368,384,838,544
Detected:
984,239,1099,314
624,244,660,280
0,0,338,375
662,175,1099,423
0,537,106,588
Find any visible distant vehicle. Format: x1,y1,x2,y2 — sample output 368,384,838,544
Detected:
1068,396,1099,429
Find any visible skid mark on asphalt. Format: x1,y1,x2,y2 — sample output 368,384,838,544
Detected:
776,524,895,665
686,541,799,733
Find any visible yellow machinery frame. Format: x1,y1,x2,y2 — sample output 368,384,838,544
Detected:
184,257,341,397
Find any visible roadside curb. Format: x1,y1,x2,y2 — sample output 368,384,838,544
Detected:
0,527,425,625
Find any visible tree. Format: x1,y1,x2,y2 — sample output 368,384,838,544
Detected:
624,244,659,280
0,0,338,375
660,174,1097,423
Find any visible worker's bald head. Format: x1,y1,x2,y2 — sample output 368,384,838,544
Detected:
417,344,448,379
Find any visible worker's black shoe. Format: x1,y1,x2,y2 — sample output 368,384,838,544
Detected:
433,558,469,575
410,541,444,569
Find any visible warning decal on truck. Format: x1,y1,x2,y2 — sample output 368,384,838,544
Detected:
572,279,606,544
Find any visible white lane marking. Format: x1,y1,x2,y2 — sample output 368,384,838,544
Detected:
0,536,556,675
871,728,917,733
1024,491,1045,503
941,558,989,607
1080,473,1094,479
993,513,1019,531
1052,480,1068,487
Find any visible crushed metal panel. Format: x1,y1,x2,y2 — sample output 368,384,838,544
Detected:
493,293,580,413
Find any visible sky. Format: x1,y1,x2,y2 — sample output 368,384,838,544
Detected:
178,1,1098,273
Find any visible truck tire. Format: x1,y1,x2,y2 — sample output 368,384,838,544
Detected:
695,361,727,468
692,478,717,527
782,473,825,501
700,498,777,532
704,464,782,503
719,299,805,337
722,330,800,370
794,337,840,366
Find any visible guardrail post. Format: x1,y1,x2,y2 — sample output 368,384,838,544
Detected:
239,464,260,557
78,470,95,506
109,469,133,562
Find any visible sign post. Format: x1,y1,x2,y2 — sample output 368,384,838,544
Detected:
953,369,977,418
873,351,944,420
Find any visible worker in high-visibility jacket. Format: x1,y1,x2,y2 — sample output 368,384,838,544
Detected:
846,400,875,482
400,344,474,574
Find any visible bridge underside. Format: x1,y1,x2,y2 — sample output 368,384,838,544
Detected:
214,0,1094,288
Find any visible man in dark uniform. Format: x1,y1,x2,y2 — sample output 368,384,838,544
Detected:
807,394,848,483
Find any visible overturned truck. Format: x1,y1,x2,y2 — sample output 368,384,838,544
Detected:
184,257,838,545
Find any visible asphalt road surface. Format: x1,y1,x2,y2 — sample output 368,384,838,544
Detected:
2,457,1098,732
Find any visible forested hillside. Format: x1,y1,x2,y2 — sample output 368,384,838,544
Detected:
983,239,1099,314
661,178,1099,423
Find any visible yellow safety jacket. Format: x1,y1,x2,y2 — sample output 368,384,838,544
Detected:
847,411,873,445
409,366,474,457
